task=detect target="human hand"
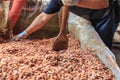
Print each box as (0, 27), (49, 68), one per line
(6, 29), (13, 39)
(61, 0), (79, 6)
(11, 31), (28, 41)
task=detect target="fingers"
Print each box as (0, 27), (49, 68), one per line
(8, 31), (14, 39)
(11, 35), (26, 41)
(11, 36), (19, 41)
(9, 34), (14, 39)
(10, 31), (28, 41)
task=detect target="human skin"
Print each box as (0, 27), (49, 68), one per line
(10, 0), (120, 79)
(79, 0), (109, 9)
(7, 0), (26, 38)
(24, 0), (109, 35)
(5, 0), (109, 39)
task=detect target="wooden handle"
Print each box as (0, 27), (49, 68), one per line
(59, 5), (69, 34)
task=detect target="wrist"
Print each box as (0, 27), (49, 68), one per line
(18, 31), (28, 38)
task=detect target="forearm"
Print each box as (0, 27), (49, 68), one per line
(25, 12), (54, 35)
(8, 0), (26, 30)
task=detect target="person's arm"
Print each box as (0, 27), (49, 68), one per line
(8, 0), (26, 38)
(11, 0), (62, 41)
(11, 12), (54, 41)
(25, 12), (54, 35)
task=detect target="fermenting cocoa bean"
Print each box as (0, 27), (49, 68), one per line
(0, 34), (114, 80)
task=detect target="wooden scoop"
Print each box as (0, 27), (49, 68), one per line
(53, 5), (69, 51)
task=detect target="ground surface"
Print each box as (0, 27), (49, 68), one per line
(0, 34), (115, 80)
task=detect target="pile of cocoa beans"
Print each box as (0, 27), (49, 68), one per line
(0, 34), (114, 80)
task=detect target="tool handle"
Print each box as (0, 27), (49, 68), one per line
(59, 5), (69, 34)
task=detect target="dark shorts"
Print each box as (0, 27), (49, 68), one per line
(44, 0), (63, 14)
(44, 0), (119, 49)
